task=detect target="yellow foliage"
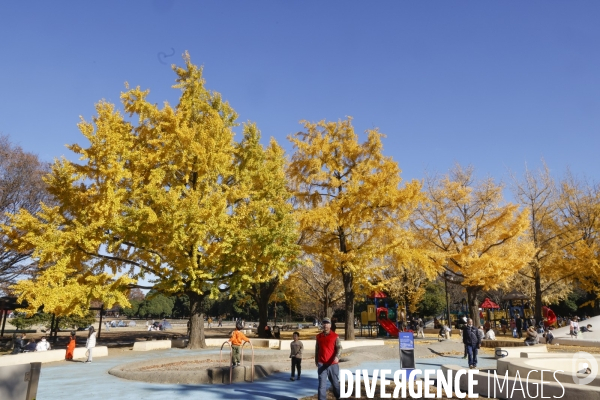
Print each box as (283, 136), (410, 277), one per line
(287, 118), (423, 338)
(411, 165), (535, 317)
(3, 54), (297, 329)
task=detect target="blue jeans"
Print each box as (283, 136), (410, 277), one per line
(466, 344), (478, 367)
(318, 363), (340, 400)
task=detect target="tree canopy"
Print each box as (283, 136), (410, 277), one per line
(411, 165), (535, 323)
(287, 118), (422, 339)
(4, 54), (298, 348)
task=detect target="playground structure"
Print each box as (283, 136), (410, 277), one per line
(360, 292), (400, 337)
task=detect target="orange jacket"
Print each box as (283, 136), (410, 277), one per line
(230, 330), (250, 346)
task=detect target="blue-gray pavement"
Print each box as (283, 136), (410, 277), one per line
(35, 347), (497, 400)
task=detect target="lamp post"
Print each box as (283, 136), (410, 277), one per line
(443, 272), (452, 329)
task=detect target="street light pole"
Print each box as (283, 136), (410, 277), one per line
(444, 272), (452, 329)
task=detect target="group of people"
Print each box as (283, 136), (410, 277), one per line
(226, 316), (340, 400)
(11, 327), (98, 363)
(11, 333), (51, 353)
(206, 316), (223, 328)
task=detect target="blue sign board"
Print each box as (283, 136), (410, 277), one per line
(399, 332), (414, 350)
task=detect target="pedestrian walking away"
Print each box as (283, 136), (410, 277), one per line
(290, 331), (303, 381)
(85, 326), (97, 363)
(315, 317), (341, 400)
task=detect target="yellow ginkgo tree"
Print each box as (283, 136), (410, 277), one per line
(411, 165), (535, 323)
(4, 54), (297, 348)
(287, 118), (422, 340)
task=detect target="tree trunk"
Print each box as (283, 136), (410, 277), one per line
(534, 267), (543, 325)
(187, 291), (206, 349)
(466, 286), (480, 326)
(257, 295), (270, 338)
(253, 279), (279, 338)
(342, 270), (355, 340)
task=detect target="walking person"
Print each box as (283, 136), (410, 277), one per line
(65, 331), (76, 361)
(290, 331), (303, 381)
(417, 318), (425, 338)
(315, 317), (341, 400)
(85, 326), (97, 363)
(462, 318), (482, 369)
(515, 315), (523, 339)
(571, 316), (579, 338)
(218, 317), (222, 327)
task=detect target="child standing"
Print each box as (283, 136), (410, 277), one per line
(290, 331), (303, 381)
(65, 331), (76, 361)
(228, 321), (250, 367)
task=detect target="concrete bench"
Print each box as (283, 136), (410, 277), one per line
(0, 346), (108, 366)
(132, 340), (172, 351)
(249, 339), (280, 349)
(494, 344), (547, 359)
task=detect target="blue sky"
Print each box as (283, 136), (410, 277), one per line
(1, 1), (599, 187)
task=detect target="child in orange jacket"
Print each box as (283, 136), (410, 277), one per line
(228, 321), (250, 366)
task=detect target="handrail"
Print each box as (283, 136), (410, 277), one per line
(220, 341), (233, 384)
(241, 341), (255, 382)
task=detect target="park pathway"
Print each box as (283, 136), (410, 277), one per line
(35, 343), (497, 399)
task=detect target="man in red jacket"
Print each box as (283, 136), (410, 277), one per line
(315, 317), (342, 400)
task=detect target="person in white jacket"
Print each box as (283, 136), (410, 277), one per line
(36, 336), (51, 351)
(85, 326), (97, 363)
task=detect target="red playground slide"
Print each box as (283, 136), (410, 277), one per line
(376, 307), (400, 337)
(542, 306), (557, 327)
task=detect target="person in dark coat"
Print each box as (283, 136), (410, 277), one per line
(516, 315), (523, 338)
(462, 318), (482, 369)
(12, 333), (25, 354)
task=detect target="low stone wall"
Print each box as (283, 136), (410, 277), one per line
(132, 340), (171, 351)
(108, 355), (285, 384)
(0, 346), (108, 366)
(494, 344), (546, 359)
(423, 328), (461, 335)
(482, 339), (526, 348)
(542, 336), (600, 347)
(497, 356), (600, 388)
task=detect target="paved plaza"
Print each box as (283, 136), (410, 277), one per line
(34, 338), (498, 400)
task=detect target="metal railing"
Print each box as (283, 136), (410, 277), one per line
(220, 341), (233, 384)
(220, 341), (255, 384)
(241, 341), (255, 382)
